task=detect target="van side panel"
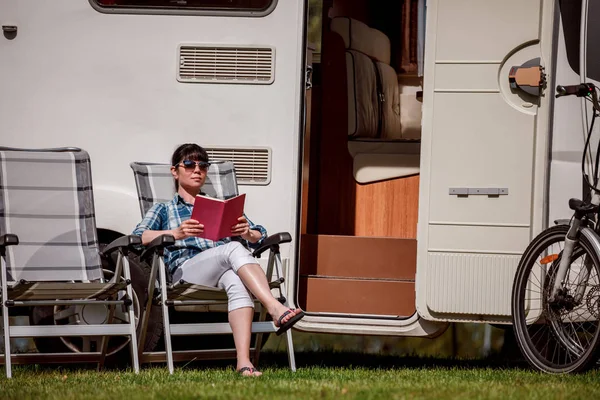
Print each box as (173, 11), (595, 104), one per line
(0, 0), (306, 254)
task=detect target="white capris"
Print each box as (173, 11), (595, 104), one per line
(171, 241), (257, 312)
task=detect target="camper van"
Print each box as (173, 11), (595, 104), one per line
(0, 0), (597, 354)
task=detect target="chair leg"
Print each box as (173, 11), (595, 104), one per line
(1, 260), (12, 378)
(273, 253), (297, 372)
(138, 253), (159, 363)
(2, 300), (11, 378)
(97, 302), (117, 371)
(285, 329), (297, 372)
(273, 253), (285, 303)
(251, 304), (269, 366)
(122, 256), (140, 374)
(250, 250), (277, 366)
(98, 253), (121, 372)
(157, 257), (174, 374)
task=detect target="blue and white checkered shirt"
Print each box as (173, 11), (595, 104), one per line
(133, 194), (267, 273)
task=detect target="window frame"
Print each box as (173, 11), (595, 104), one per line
(89, 0), (278, 17)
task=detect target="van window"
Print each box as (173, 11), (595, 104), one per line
(559, 0), (600, 81)
(93, 0), (274, 12)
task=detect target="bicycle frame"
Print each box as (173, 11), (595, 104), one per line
(550, 84), (600, 303)
(550, 222), (600, 302)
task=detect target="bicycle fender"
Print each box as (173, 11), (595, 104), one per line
(580, 226), (600, 256)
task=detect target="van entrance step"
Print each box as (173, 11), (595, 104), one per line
(299, 234), (416, 317)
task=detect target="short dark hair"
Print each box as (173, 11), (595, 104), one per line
(171, 143), (209, 190)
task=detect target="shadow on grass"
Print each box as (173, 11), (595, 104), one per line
(259, 350), (531, 371)
(10, 350), (532, 375)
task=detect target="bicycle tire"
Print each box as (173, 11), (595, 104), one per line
(512, 224), (600, 373)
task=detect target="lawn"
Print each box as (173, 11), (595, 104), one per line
(1, 352), (599, 399)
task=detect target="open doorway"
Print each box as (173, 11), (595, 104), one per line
(299, 0), (426, 318)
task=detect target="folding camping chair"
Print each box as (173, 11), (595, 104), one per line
(0, 147), (141, 378)
(130, 161), (297, 374)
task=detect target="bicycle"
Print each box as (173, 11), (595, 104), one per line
(512, 82), (600, 373)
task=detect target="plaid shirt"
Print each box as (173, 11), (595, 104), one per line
(133, 194), (267, 273)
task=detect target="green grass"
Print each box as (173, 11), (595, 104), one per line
(0, 352), (599, 400)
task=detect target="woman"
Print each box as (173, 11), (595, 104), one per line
(133, 143), (304, 377)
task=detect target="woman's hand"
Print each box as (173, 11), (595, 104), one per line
(172, 219), (204, 240)
(231, 216), (250, 237)
(231, 216), (260, 243)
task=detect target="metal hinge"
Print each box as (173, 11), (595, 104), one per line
(449, 188), (509, 197)
(305, 65), (313, 90)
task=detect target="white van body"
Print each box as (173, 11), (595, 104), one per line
(0, 0), (594, 338)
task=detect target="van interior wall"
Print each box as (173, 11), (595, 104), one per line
(316, 28), (419, 238)
(308, 0), (420, 239)
(297, 0), (419, 318)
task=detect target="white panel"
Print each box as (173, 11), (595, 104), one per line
(428, 225), (530, 254)
(429, 93), (535, 225)
(434, 64), (499, 91)
(426, 252), (520, 315)
(435, 0), (541, 61)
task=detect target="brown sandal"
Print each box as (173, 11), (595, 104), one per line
(275, 309), (305, 336)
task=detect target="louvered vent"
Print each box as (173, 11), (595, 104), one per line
(206, 147), (271, 185)
(178, 45), (275, 84)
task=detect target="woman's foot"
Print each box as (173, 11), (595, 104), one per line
(237, 364), (262, 377)
(270, 304), (302, 326)
(272, 307), (305, 336)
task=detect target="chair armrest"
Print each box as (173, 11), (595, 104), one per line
(101, 235), (142, 257)
(0, 234), (19, 247)
(252, 232), (292, 258)
(140, 234), (176, 263)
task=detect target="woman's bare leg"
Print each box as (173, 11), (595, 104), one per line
(237, 263), (302, 323)
(228, 306), (262, 376)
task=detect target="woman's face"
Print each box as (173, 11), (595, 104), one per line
(171, 158), (209, 193)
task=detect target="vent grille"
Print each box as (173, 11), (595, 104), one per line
(206, 147), (271, 185)
(178, 45), (275, 84)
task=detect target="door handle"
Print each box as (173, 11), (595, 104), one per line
(508, 57), (546, 97)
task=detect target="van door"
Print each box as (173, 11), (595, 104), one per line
(416, 0), (557, 322)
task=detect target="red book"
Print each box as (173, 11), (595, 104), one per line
(191, 194), (246, 241)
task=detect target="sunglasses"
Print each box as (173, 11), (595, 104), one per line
(176, 159), (211, 171)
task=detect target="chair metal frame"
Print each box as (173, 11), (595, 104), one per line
(0, 147), (141, 378)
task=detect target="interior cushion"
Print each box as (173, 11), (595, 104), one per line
(376, 63), (402, 139)
(331, 17), (391, 64)
(346, 50), (378, 138)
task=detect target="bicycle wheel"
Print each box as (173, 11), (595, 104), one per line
(512, 224), (600, 373)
